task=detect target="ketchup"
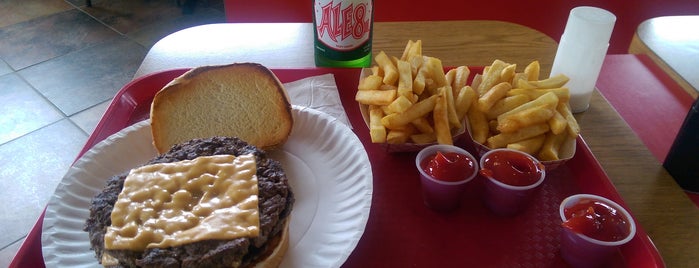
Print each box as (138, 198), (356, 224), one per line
(420, 151), (476, 182)
(562, 199), (631, 242)
(479, 150), (544, 186)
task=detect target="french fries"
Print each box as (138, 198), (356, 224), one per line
(355, 40), (470, 145)
(355, 89), (397, 106)
(507, 135), (546, 155)
(468, 104), (489, 144)
(355, 41), (581, 160)
(465, 59), (581, 161)
(374, 51), (398, 85)
(478, 82), (512, 112)
(486, 123), (550, 149)
(368, 105), (387, 143)
(381, 95), (438, 129)
(433, 89), (451, 144)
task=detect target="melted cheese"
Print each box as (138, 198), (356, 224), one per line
(104, 154), (259, 251)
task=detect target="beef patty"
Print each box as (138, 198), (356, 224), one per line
(84, 136), (294, 268)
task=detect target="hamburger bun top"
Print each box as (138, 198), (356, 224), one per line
(150, 63), (293, 154)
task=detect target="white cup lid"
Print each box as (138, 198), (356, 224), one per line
(561, 6), (616, 47)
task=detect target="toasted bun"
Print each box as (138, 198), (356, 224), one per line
(150, 63), (293, 154)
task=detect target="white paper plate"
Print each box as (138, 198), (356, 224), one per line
(42, 106), (373, 268)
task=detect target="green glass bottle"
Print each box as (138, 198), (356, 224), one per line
(313, 0), (373, 68)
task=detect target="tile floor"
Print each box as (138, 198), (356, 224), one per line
(0, 0), (225, 266)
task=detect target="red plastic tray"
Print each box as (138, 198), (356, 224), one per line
(11, 68), (664, 267)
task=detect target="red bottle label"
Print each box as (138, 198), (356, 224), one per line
(314, 0), (372, 51)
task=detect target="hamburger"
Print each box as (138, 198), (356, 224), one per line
(84, 137), (294, 267)
(84, 63), (295, 267)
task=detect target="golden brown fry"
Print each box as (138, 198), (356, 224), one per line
(477, 82), (512, 112)
(381, 94), (438, 129)
(355, 89), (397, 106)
(380, 104), (392, 115)
(511, 72), (527, 85)
(497, 92), (559, 122)
(433, 91), (453, 145)
(428, 57), (448, 88)
(386, 128), (414, 144)
(468, 104), (489, 144)
(425, 78), (436, 93)
(477, 59), (509, 95)
(411, 117), (434, 134)
(453, 66), (470, 92)
(497, 105), (555, 133)
(371, 66), (383, 76)
(548, 110), (568, 135)
(397, 60), (413, 98)
(369, 105), (387, 143)
(485, 94), (530, 120)
(524, 60), (540, 81)
(409, 55), (423, 76)
(391, 56), (400, 69)
(538, 131), (568, 161)
(471, 74), (483, 91)
(516, 78), (537, 89)
(445, 69), (456, 91)
(505, 88), (530, 97)
(440, 86), (462, 129)
(407, 40), (422, 60)
(387, 95), (413, 113)
(557, 102), (580, 137)
(413, 64), (429, 95)
(420, 56), (448, 95)
(500, 64), (517, 86)
(507, 134), (546, 155)
(358, 75), (384, 91)
(455, 86), (476, 121)
(527, 73), (570, 89)
(400, 40), (415, 61)
(506, 87), (570, 103)
(375, 51), (399, 85)
(379, 84), (398, 91)
(486, 123), (550, 149)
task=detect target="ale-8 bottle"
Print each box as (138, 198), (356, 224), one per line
(313, 0), (373, 67)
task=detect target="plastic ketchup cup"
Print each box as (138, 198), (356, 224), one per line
(416, 145), (478, 212)
(559, 194), (636, 268)
(479, 148), (546, 216)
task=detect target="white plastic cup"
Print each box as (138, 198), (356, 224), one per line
(550, 6), (616, 113)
